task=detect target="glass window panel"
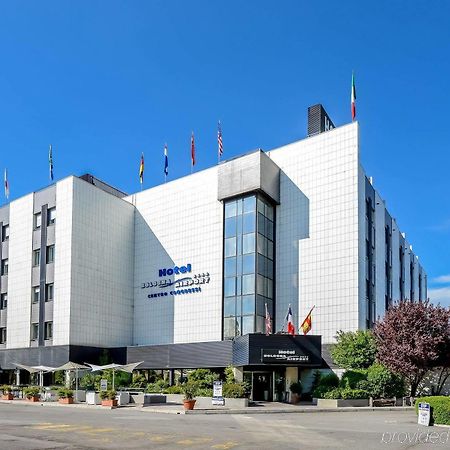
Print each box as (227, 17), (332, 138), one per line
(225, 201), (237, 218)
(236, 276), (242, 296)
(224, 278), (236, 297)
(242, 274), (255, 295)
(243, 196), (256, 213)
(242, 295), (255, 315)
(257, 213), (265, 235)
(237, 199), (243, 215)
(33, 250), (40, 267)
(267, 239), (274, 260)
(224, 298), (236, 317)
(256, 234), (263, 255)
(225, 237), (236, 257)
(267, 261), (274, 279)
(266, 218), (274, 241)
(242, 233), (255, 254)
(235, 296), (242, 315)
(224, 257), (236, 277)
(32, 287), (40, 303)
(242, 254), (255, 274)
(224, 318), (236, 339)
(236, 215), (242, 236)
(257, 254), (266, 276)
(225, 217), (236, 238)
(256, 296), (267, 316)
(256, 316), (265, 334)
(34, 212), (41, 229)
(257, 198), (265, 214)
(257, 274), (265, 296)
(242, 315), (254, 335)
(242, 213), (255, 234)
(266, 279), (273, 299)
(265, 204), (274, 221)
(236, 234), (242, 255)
(47, 208), (56, 225)
(236, 256), (242, 275)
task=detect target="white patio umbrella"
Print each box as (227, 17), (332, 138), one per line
(14, 363), (57, 391)
(53, 362), (90, 402)
(85, 362), (143, 390)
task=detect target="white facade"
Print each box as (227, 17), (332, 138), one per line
(0, 121), (428, 354)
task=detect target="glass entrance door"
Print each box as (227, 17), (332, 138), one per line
(251, 372), (273, 401)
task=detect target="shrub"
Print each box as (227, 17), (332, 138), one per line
(331, 330), (377, 369)
(366, 363), (405, 398)
(80, 373), (99, 391)
(99, 390), (116, 400)
(131, 374), (148, 388)
(0, 384), (12, 394)
(54, 371), (65, 386)
(312, 385), (332, 399)
(222, 383), (247, 399)
(57, 388), (73, 399)
(187, 369), (219, 390)
(196, 388), (213, 397)
(289, 381), (302, 395)
(340, 388), (369, 399)
(163, 385), (184, 394)
(24, 387), (40, 398)
(340, 370), (368, 389)
(323, 388), (342, 399)
(181, 381), (198, 400)
(318, 372), (339, 388)
(224, 366), (235, 384)
(415, 397), (450, 425)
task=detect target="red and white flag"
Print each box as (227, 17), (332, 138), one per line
(351, 72), (356, 121)
(285, 305), (295, 335)
(265, 303), (272, 336)
(217, 121), (223, 158)
(191, 132), (196, 167)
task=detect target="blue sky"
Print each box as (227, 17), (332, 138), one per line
(0, 1), (449, 306)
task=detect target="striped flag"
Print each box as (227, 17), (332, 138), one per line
(265, 303), (272, 336)
(4, 169), (9, 200)
(351, 72), (356, 121)
(217, 121), (223, 158)
(191, 132), (196, 167)
(139, 153), (144, 185)
(285, 305), (295, 335)
(49, 144), (54, 181)
(164, 144), (169, 177)
(300, 305), (315, 335)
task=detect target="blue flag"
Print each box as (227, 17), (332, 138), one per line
(164, 144), (168, 176)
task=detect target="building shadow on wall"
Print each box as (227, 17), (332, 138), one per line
(275, 171), (310, 331)
(134, 210), (175, 349)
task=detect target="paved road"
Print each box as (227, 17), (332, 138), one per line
(0, 404), (448, 449)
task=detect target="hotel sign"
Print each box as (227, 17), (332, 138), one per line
(261, 349), (310, 364)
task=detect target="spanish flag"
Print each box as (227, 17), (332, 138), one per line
(139, 153), (144, 185)
(300, 306), (315, 335)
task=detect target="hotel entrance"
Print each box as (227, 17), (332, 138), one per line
(244, 369), (287, 402)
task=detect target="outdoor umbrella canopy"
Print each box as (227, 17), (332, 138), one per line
(14, 363), (57, 389)
(85, 362), (143, 390)
(53, 362), (91, 402)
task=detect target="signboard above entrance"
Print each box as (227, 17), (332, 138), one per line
(261, 348), (310, 364)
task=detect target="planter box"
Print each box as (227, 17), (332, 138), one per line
(58, 397), (74, 404)
(26, 396), (40, 402)
(2, 394), (13, 400)
(101, 399), (118, 408)
(165, 394), (249, 409)
(117, 392), (130, 406)
(73, 390), (86, 402)
(86, 391), (101, 405)
(144, 394), (166, 404)
(317, 398), (369, 408)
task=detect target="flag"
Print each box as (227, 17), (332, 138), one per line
(191, 132), (196, 167)
(285, 305), (295, 335)
(351, 72), (356, 121)
(300, 306), (315, 335)
(218, 121), (223, 157)
(48, 144), (54, 181)
(164, 144), (169, 177)
(4, 169), (9, 200)
(265, 303), (272, 336)
(139, 153), (144, 184)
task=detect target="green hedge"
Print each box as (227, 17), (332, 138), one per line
(323, 388), (369, 400)
(340, 370), (368, 389)
(415, 397), (450, 425)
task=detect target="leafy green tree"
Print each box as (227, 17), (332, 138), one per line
(331, 330), (377, 369)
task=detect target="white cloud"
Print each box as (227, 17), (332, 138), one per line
(432, 274), (450, 283)
(428, 286), (450, 308)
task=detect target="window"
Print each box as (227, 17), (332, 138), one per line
(34, 212), (42, 229)
(44, 321), (53, 340)
(46, 245), (55, 264)
(0, 327), (6, 344)
(33, 249), (40, 267)
(45, 283), (54, 302)
(0, 293), (7, 310)
(0, 259), (8, 276)
(47, 207), (56, 226)
(32, 286), (40, 303)
(31, 323), (39, 340)
(1, 224), (9, 242)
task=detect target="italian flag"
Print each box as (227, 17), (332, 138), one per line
(351, 72), (356, 121)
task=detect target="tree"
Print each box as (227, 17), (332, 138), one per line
(331, 330), (377, 369)
(374, 300), (450, 397)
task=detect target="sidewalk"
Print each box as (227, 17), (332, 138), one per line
(0, 398), (414, 415)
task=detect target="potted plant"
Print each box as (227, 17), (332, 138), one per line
(1, 385), (13, 400)
(24, 386), (41, 402)
(181, 381), (198, 410)
(57, 387), (74, 404)
(289, 381), (302, 404)
(99, 390), (118, 408)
